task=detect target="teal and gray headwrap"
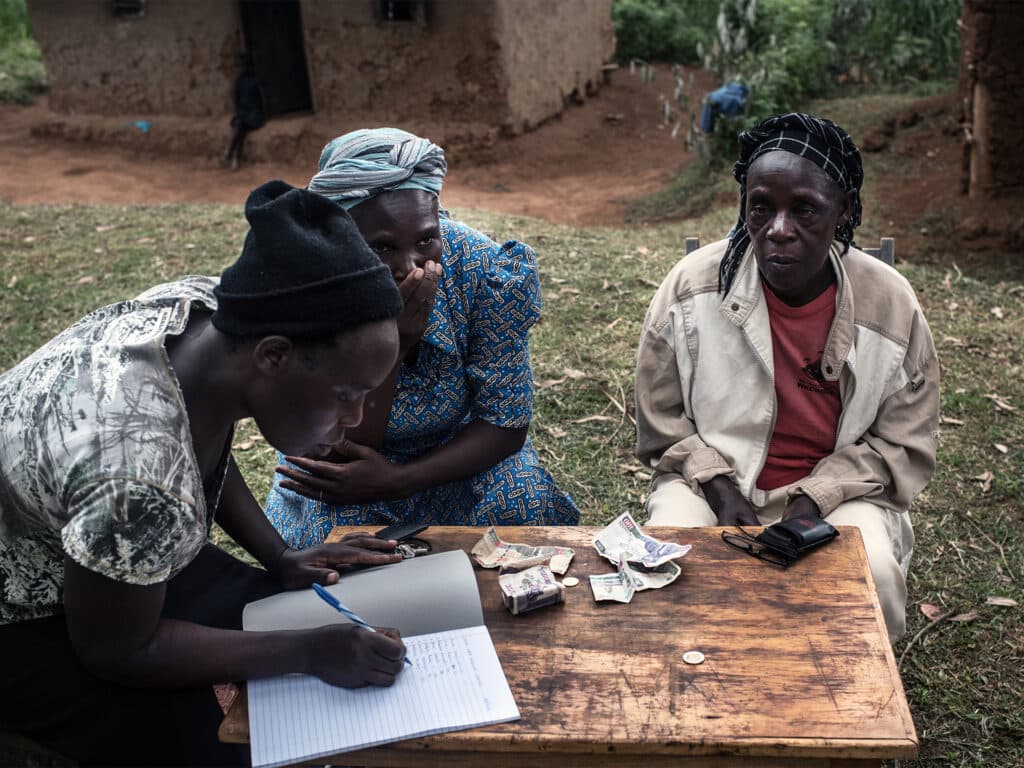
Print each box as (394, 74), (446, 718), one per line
(308, 128), (447, 210)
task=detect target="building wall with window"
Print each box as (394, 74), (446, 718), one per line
(27, 0), (614, 138)
(27, 0), (236, 117)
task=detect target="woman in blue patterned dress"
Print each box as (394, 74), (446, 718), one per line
(265, 128), (579, 547)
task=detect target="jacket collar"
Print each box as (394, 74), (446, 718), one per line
(718, 242), (855, 381)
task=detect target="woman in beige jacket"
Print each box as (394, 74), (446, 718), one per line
(634, 113), (939, 642)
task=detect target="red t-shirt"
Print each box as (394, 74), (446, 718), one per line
(756, 282), (842, 491)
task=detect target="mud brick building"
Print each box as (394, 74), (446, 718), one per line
(25, 0), (615, 159)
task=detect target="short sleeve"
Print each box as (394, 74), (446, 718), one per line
(61, 479), (206, 586)
(466, 238), (542, 428)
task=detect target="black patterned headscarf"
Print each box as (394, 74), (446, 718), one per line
(718, 113), (864, 295)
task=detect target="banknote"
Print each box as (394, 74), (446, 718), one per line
(471, 526), (575, 575)
(589, 558), (636, 603)
(620, 558), (681, 591)
(593, 512), (692, 568)
(499, 564), (565, 615)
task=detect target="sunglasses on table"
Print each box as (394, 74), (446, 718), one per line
(721, 515), (840, 567)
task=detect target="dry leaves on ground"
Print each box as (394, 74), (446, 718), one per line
(972, 470), (994, 492)
(985, 596), (1019, 607)
(984, 393), (1017, 413)
(573, 415), (617, 424)
(948, 610), (979, 623)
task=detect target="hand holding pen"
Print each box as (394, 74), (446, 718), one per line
(313, 583), (413, 667)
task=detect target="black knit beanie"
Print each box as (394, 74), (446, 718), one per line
(212, 180), (403, 336)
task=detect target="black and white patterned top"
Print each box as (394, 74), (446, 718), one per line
(0, 277), (224, 625)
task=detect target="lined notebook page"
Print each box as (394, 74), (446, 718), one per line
(248, 625), (520, 768)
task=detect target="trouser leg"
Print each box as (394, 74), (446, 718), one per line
(643, 473), (717, 526)
(824, 501), (913, 643)
(225, 123), (246, 166)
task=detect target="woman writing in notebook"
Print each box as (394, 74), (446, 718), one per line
(0, 181), (410, 766)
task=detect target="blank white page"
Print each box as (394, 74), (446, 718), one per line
(248, 625), (520, 768)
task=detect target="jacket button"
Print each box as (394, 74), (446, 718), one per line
(825, 365), (833, 374)
(731, 303), (739, 311)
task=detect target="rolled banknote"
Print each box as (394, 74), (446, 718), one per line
(471, 526), (575, 575)
(499, 564), (565, 615)
(593, 512), (691, 568)
(589, 558), (636, 603)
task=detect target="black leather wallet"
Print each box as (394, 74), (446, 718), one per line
(374, 521), (428, 541)
(755, 515), (839, 564)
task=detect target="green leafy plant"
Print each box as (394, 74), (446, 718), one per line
(615, 0), (962, 165)
(612, 0), (720, 64)
(0, 0), (44, 104)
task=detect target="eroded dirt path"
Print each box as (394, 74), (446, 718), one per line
(0, 66), (717, 227)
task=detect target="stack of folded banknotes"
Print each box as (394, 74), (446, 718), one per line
(497, 563), (565, 615)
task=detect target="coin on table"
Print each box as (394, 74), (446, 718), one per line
(682, 650), (705, 665)
(561, 576), (580, 587)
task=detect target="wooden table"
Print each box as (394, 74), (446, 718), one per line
(220, 525), (917, 767)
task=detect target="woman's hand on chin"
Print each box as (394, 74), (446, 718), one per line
(396, 260), (442, 342)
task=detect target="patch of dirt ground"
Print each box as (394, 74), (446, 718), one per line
(0, 65), (717, 228)
(2, 69), (1021, 267)
(855, 91), (1024, 269)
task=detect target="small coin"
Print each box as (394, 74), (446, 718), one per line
(561, 576), (580, 587)
(682, 650), (705, 665)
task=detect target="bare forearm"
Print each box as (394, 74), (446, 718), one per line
(86, 618), (313, 688)
(399, 421), (527, 497)
(699, 474), (758, 525)
(699, 475), (739, 515)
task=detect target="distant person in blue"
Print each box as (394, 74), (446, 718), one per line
(223, 53), (266, 170)
(264, 128), (579, 546)
(700, 81), (749, 133)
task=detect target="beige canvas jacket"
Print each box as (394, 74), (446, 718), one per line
(635, 239), (939, 515)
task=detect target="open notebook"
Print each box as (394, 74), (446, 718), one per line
(243, 549), (519, 768)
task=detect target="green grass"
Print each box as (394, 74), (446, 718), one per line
(3, 78), (1024, 765)
(3, 192), (1022, 766)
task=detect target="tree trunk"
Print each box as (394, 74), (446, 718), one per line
(960, 0), (1024, 198)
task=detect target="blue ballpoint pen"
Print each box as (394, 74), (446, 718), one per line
(312, 583), (413, 666)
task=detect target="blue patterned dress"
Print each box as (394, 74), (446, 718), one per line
(265, 218), (579, 548)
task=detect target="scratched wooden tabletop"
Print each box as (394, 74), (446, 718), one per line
(220, 525), (917, 767)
